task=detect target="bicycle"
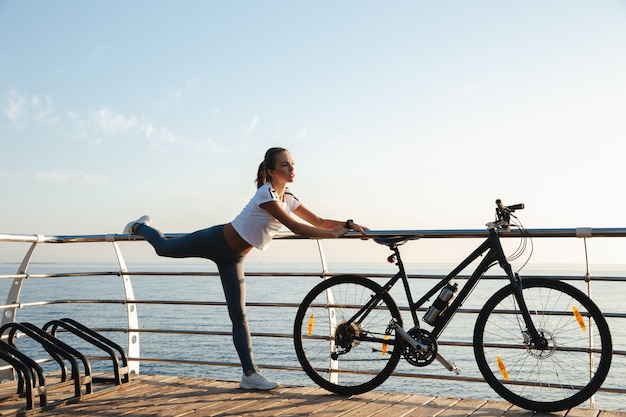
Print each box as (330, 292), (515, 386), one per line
(293, 200), (612, 412)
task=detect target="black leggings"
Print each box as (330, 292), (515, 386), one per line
(135, 223), (255, 372)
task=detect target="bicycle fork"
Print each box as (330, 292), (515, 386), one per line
(497, 246), (549, 350)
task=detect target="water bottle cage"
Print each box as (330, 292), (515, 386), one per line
(431, 297), (449, 311)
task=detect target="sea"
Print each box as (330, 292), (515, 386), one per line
(0, 260), (624, 411)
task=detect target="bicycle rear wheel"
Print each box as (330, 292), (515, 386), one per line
(293, 275), (402, 395)
(473, 277), (612, 412)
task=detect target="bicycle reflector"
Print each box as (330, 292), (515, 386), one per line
(307, 314), (315, 336)
(572, 306), (587, 331)
(496, 356), (510, 381)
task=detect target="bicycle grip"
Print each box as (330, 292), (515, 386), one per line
(495, 200), (524, 212)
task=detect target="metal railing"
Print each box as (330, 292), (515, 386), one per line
(1, 228), (625, 410)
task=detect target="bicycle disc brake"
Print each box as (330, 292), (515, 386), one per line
(402, 328), (437, 366)
(523, 329), (557, 359)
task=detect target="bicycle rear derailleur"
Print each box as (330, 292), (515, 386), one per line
(331, 320), (363, 359)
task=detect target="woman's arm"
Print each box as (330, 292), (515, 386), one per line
(294, 204), (368, 237)
(260, 201), (368, 238)
(260, 201), (346, 238)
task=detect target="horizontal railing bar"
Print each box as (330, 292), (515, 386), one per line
(5, 299), (626, 321)
(122, 356), (626, 396)
(43, 325), (626, 360)
(347, 228), (626, 239)
(4, 227), (626, 244)
(3, 271), (626, 282)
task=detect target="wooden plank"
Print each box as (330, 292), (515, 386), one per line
(326, 391), (391, 417)
(347, 392), (413, 416)
(242, 386), (337, 417)
(565, 408), (601, 417)
(1, 375), (625, 417)
(437, 398), (488, 416)
(466, 399), (513, 417)
(168, 381), (241, 417)
(173, 383), (267, 417)
(403, 396), (460, 416)
(499, 405), (565, 417)
(303, 391), (387, 417)
(368, 393), (436, 417)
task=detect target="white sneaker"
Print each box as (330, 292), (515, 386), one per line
(122, 215), (153, 234)
(239, 371), (279, 390)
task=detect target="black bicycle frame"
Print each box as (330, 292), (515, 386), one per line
(352, 227), (543, 348)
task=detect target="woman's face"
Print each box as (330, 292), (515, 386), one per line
(268, 151), (296, 184)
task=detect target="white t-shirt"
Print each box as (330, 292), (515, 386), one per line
(231, 182), (301, 250)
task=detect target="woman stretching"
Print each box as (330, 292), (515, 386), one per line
(123, 147), (368, 390)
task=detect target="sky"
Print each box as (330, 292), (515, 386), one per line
(1, 1), (626, 267)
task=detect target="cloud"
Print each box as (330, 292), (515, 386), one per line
(168, 78), (197, 106)
(4, 89), (26, 123)
(464, 84), (479, 94)
(194, 137), (229, 154)
(3, 89), (59, 127)
(243, 113), (259, 136)
(34, 168), (108, 184)
(4, 90), (222, 152)
(35, 168), (77, 183)
(80, 173), (108, 184)
(33, 95), (56, 123)
(143, 121), (185, 144)
(90, 108), (139, 135)
(89, 107), (186, 145)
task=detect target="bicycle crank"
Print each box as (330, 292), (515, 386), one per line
(395, 324), (461, 374)
(401, 327), (437, 366)
(436, 353), (461, 375)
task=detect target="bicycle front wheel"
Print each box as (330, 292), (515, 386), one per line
(473, 277), (612, 412)
(293, 275), (402, 395)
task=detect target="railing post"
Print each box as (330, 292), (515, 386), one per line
(315, 239), (329, 278)
(108, 236), (140, 375)
(0, 236), (41, 381)
(315, 240), (339, 383)
(581, 235), (596, 410)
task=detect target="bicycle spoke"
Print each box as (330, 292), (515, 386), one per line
(474, 278), (612, 412)
(294, 275), (402, 395)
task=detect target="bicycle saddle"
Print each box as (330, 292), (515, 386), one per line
(373, 236), (418, 247)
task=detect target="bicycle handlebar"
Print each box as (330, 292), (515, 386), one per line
(493, 199), (525, 230)
(496, 199), (524, 213)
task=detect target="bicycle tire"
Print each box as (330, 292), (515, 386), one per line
(294, 274), (403, 395)
(473, 277), (612, 412)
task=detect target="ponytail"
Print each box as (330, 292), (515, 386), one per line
(255, 147), (288, 188)
(256, 162), (267, 188)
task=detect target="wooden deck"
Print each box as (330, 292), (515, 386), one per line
(1, 374), (625, 417)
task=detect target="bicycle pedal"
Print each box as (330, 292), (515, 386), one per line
(436, 353), (461, 375)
